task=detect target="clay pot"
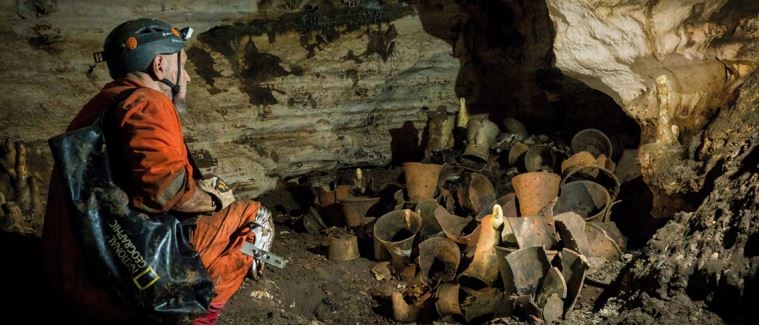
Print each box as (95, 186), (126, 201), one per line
(571, 128), (612, 158)
(315, 186), (337, 207)
(435, 283), (463, 317)
(328, 234), (360, 261)
(340, 196), (380, 227)
(414, 199), (444, 239)
(560, 151), (597, 175)
(524, 144), (557, 172)
(418, 237), (460, 287)
(335, 185), (351, 201)
(562, 165), (621, 200)
(458, 205), (505, 289)
(373, 209), (423, 272)
(554, 180), (612, 223)
(511, 172), (561, 216)
(425, 106), (455, 155)
(462, 118), (500, 162)
(403, 162), (442, 202)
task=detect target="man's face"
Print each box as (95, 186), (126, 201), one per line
(163, 49), (190, 114)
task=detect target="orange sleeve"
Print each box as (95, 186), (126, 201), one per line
(114, 88), (197, 213)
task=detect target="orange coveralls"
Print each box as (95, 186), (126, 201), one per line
(43, 79), (262, 321)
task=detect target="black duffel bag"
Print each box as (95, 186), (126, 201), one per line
(47, 89), (214, 324)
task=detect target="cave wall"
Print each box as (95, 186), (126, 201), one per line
(2, 1), (756, 224)
(0, 0), (459, 199)
(546, 0), (759, 216)
(544, 0), (759, 321)
(0, 0), (640, 206)
(615, 67), (759, 323)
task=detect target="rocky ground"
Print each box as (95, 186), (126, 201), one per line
(213, 170), (725, 325)
(0, 221), (725, 325)
(0, 142), (737, 325)
(217, 220), (723, 325)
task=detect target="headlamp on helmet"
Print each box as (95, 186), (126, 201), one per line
(93, 18), (193, 79)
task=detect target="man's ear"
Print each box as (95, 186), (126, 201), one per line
(149, 55), (166, 80)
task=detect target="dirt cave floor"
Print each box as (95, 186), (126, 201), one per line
(215, 172), (727, 325)
(217, 220), (721, 325)
(0, 215), (724, 325)
(217, 219), (609, 325)
(0, 172), (728, 325)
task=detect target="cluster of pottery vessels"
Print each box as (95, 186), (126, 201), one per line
(314, 110), (626, 323)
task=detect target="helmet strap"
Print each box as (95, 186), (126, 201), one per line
(158, 53), (181, 100)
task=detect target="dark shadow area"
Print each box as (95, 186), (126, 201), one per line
(352, 222), (378, 260)
(709, 268), (759, 324)
(610, 176), (662, 249)
(389, 121), (424, 166)
(370, 293), (394, 318)
(0, 231), (87, 324)
(306, 244), (328, 257)
(593, 258), (636, 311)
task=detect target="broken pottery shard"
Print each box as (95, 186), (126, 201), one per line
(435, 282), (463, 317)
(391, 290), (420, 322)
(595, 220), (627, 251)
(392, 283), (434, 322)
(500, 217), (518, 247)
(418, 237), (460, 287)
(554, 211), (590, 256)
(393, 189), (405, 211)
(542, 294), (564, 324)
(560, 248), (589, 317)
(508, 142), (530, 166)
(561, 151), (597, 175)
(434, 205), (479, 245)
(513, 294), (542, 322)
(507, 215), (558, 249)
(466, 172), (496, 217)
(460, 287), (508, 322)
(536, 267), (567, 308)
(506, 246), (552, 297)
(303, 206), (327, 234)
(494, 196), (519, 247)
(493, 245), (517, 297)
(415, 199), (444, 239)
(371, 261), (392, 281)
(585, 222), (623, 261)
(458, 209), (503, 289)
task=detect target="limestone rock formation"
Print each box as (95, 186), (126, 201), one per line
(546, 0), (759, 216)
(0, 0), (459, 199)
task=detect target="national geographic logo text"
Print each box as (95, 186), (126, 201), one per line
(107, 219), (160, 290)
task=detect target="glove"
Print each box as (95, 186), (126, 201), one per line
(198, 176), (235, 211)
(249, 206), (274, 280)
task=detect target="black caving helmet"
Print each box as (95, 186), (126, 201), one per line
(94, 18), (193, 96)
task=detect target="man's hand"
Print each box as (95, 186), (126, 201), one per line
(198, 176), (235, 211)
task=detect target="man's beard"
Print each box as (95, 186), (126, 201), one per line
(174, 97), (188, 118)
